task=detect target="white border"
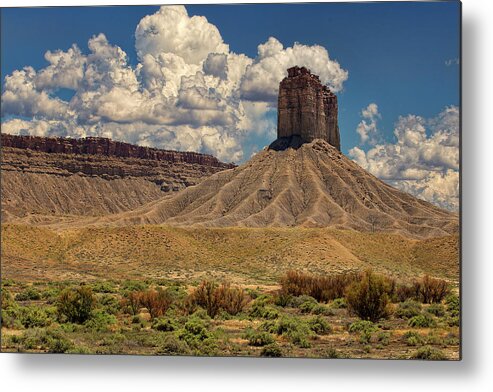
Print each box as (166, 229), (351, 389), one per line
(2, 0), (492, 391)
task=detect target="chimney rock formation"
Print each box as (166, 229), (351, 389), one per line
(274, 66), (340, 151)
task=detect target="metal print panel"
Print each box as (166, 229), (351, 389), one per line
(0, 1), (461, 360)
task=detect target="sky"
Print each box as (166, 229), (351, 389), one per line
(0, 2), (460, 210)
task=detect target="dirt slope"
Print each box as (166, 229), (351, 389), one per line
(92, 140), (458, 238)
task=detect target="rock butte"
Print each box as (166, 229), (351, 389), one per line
(273, 66), (340, 151)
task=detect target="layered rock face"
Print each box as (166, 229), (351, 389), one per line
(1, 134), (235, 221)
(1, 133), (234, 169)
(276, 66), (340, 150)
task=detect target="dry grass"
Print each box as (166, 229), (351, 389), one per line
(1, 224), (460, 285)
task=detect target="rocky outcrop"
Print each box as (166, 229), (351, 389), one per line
(276, 66), (340, 150)
(1, 133), (235, 169)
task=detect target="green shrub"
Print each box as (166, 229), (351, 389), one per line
(288, 295), (316, 309)
(1, 278), (14, 287)
(447, 316), (460, 327)
(259, 320), (278, 334)
(311, 304), (335, 316)
(58, 322), (81, 333)
(425, 331), (445, 345)
(350, 324), (379, 344)
(243, 328), (275, 347)
(121, 280), (148, 292)
(249, 298), (279, 320)
(164, 284), (187, 301)
(274, 315), (313, 348)
(359, 329), (374, 344)
(345, 270), (392, 322)
(190, 308), (212, 321)
(443, 333), (460, 346)
(348, 320), (378, 334)
(1, 288), (14, 305)
(408, 313), (436, 328)
(41, 288), (61, 303)
(1, 307), (23, 329)
(377, 331), (391, 346)
(13, 328), (74, 353)
(395, 300), (422, 319)
(176, 315), (217, 355)
(99, 294), (120, 315)
(91, 281), (116, 293)
(83, 311), (117, 332)
(57, 286), (96, 323)
(46, 335), (75, 353)
(426, 303), (445, 317)
(403, 331), (424, 346)
(288, 330), (311, 348)
(298, 297), (318, 314)
(19, 306), (51, 328)
(178, 317), (210, 342)
(273, 290), (292, 307)
(245, 288), (261, 300)
(261, 343), (282, 357)
(330, 298), (347, 309)
(152, 317), (179, 332)
(445, 294), (460, 317)
(260, 316), (313, 347)
(100, 333), (126, 347)
(1, 289), (22, 328)
(307, 316), (332, 335)
(158, 334), (191, 355)
(411, 345), (446, 360)
(15, 287), (41, 301)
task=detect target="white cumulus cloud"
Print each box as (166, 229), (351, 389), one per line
(240, 37), (348, 102)
(356, 102), (380, 144)
(1, 67), (71, 119)
(35, 44), (86, 90)
(349, 106), (460, 211)
(1, 5), (348, 163)
(135, 5), (229, 65)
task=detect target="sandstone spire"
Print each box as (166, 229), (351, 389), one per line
(275, 66), (340, 150)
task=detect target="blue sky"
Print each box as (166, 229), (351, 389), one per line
(0, 3), (460, 209)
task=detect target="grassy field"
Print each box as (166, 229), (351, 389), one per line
(1, 224), (459, 284)
(1, 275), (460, 359)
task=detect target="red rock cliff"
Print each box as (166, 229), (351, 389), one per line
(0, 133), (235, 169)
(277, 66), (340, 150)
